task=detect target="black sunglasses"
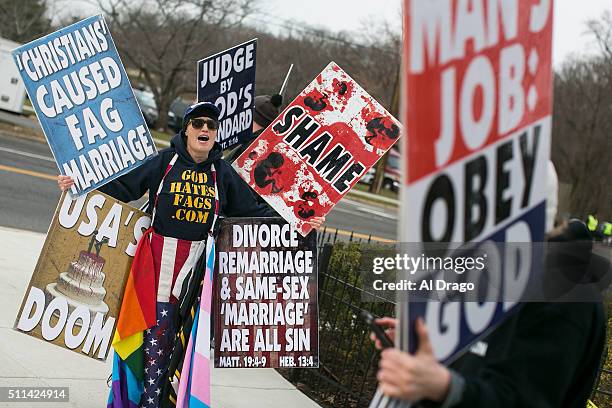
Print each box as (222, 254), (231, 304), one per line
(190, 117), (218, 130)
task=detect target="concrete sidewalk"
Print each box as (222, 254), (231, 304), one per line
(0, 226), (320, 408)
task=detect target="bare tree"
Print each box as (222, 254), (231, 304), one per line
(552, 52), (612, 218)
(236, 17), (401, 193)
(0, 0), (52, 43)
(355, 20), (401, 194)
(96, 0), (260, 130)
(587, 11), (612, 62)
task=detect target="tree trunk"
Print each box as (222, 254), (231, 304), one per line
(369, 153), (388, 193)
(369, 65), (400, 194)
(156, 94), (171, 132)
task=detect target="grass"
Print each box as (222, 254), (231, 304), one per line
(0, 121), (44, 141)
(352, 182), (399, 200)
(150, 128), (173, 143)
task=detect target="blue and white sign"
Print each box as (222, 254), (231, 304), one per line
(197, 39), (256, 150)
(12, 15), (157, 196)
(406, 205), (546, 364)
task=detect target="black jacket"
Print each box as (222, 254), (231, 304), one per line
(225, 129), (263, 164)
(443, 301), (606, 408)
(423, 224), (608, 408)
(100, 133), (274, 241)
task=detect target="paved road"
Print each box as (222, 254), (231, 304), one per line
(0, 131), (397, 240)
(0, 132), (61, 233)
(0, 109), (39, 130)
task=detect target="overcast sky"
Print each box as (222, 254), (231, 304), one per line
(257, 0), (612, 66)
(63, 0), (611, 66)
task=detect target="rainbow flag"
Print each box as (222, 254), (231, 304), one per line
(174, 237), (215, 408)
(108, 228), (157, 408)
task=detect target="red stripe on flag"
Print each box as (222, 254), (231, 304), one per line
(116, 228), (157, 339)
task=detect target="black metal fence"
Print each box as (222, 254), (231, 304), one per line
(595, 368), (612, 397)
(316, 226), (375, 246)
(277, 232), (395, 407)
(592, 343), (612, 407)
(279, 231), (612, 408)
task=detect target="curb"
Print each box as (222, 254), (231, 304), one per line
(0, 116), (171, 149)
(155, 137), (170, 147)
(346, 188), (399, 207)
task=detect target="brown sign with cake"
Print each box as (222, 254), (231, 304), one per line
(14, 191), (151, 360)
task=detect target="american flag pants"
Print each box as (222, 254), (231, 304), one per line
(140, 231), (206, 408)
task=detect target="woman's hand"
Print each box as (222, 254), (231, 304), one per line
(307, 216), (326, 230)
(57, 175), (75, 192)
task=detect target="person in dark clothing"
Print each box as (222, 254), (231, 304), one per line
(371, 220), (609, 408)
(60, 102), (273, 408)
(226, 93), (283, 163)
(59, 101), (324, 408)
(59, 102), (275, 239)
(443, 300), (606, 408)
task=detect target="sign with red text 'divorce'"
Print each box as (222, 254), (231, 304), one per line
(233, 62), (401, 236)
(14, 191), (151, 360)
(214, 218), (318, 368)
(400, 0), (553, 363)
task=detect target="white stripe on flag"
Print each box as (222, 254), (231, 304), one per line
(158, 238), (177, 302)
(171, 240), (206, 299)
(194, 310), (211, 359)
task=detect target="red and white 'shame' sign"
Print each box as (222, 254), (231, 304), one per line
(234, 62), (401, 236)
(401, 0), (553, 244)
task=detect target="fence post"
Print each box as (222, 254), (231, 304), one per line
(318, 243), (334, 296)
(592, 345), (609, 400)
(290, 242), (333, 384)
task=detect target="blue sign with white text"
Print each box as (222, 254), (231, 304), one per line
(12, 15), (157, 196)
(407, 203), (546, 364)
(197, 39), (257, 150)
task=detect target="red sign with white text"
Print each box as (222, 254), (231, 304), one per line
(401, 0), (553, 243)
(395, 0), (553, 368)
(233, 62), (401, 236)
(371, 4), (554, 405)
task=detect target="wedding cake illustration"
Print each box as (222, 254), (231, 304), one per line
(46, 233), (110, 324)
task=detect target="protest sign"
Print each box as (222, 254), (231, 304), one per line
(197, 39), (257, 150)
(12, 15), (157, 196)
(233, 62), (401, 236)
(401, 0), (553, 363)
(14, 191), (151, 360)
(214, 218), (318, 368)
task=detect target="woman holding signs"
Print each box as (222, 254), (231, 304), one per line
(59, 101), (324, 408)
